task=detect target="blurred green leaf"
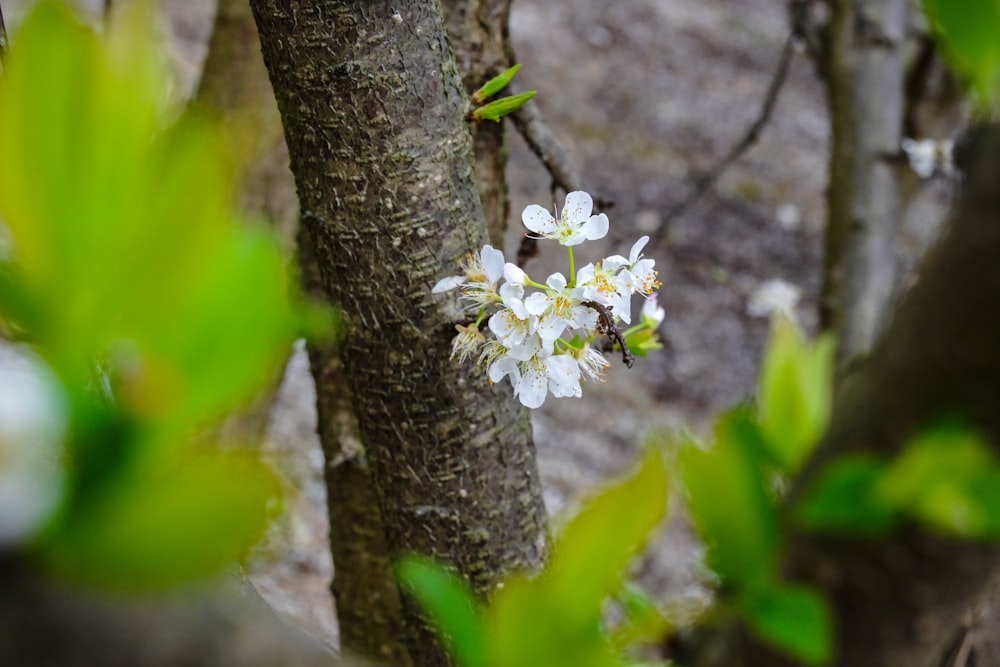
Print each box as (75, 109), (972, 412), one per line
(0, 1), (312, 427)
(922, 0), (1000, 103)
(682, 409), (779, 587)
(472, 92), (537, 122)
(737, 584), (832, 666)
(878, 424), (997, 536)
(489, 448), (669, 667)
(397, 557), (488, 667)
(42, 450), (280, 589)
(609, 582), (671, 652)
(757, 317), (834, 474)
(472, 63), (522, 104)
(624, 329), (662, 358)
(795, 456), (897, 535)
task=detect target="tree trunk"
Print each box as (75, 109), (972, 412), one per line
(694, 124), (1000, 666)
(441, 0), (512, 247)
(248, 3), (549, 665)
(299, 224), (414, 667)
(197, 2), (415, 662)
(820, 0), (906, 362)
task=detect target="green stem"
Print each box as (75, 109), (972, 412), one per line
(567, 247), (576, 287)
(622, 323), (646, 338)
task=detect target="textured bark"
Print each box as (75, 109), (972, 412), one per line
(820, 0), (907, 362)
(692, 125), (1000, 667)
(441, 0), (512, 246)
(198, 3), (415, 661)
(299, 225), (414, 667)
(249, 3), (549, 666)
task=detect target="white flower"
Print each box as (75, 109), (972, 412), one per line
(432, 244), (506, 307)
(488, 348), (582, 408)
(523, 272), (598, 343)
(450, 323), (485, 363)
(607, 236), (660, 296)
(901, 137), (954, 179)
(503, 262), (528, 286)
(0, 348), (66, 545)
(488, 283), (535, 348)
(641, 293), (665, 328)
(521, 191), (609, 246)
(573, 345), (609, 381)
(748, 278), (801, 319)
(576, 262), (633, 324)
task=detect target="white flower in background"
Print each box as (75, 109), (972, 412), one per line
(432, 244), (506, 307)
(748, 278), (801, 319)
(641, 293), (665, 328)
(521, 190), (609, 246)
(0, 347), (66, 545)
(901, 137), (954, 179)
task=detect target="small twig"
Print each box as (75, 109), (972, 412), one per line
(654, 28), (798, 239)
(584, 300), (634, 368)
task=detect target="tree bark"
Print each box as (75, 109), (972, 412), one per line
(820, 0), (907, 362)
(249, 3), (549, 665)
(693, 124), (1000, 667)
(198, 2), (415, 662)
(441, 0), (512, 247)
(299, 224), (414, 667)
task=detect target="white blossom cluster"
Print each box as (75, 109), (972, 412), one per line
(433, 191), (664, 409)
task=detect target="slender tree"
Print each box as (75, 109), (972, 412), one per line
(820, 0), (907, 363)
(248, 3), (549, 665)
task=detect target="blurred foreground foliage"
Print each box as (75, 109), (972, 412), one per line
(0, 1), (327, 589)
(402, 313), (1000, 666)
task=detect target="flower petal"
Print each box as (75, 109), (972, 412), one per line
(580, 213), (609, 241)
(561, 191), (594, 225)
(503, 262), (527, 286)
(545, 272), (567, 290)
(432, 275), (465, 293)
(522, 204), (557, 234)
(629, 236), (649, 264)
(518, 365), (548, 408)
(546, 354), (582, 398)
(480, 245), (505, 284)
(524, 292), (551, 317)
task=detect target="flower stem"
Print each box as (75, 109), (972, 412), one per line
(567, 247), (576, 286)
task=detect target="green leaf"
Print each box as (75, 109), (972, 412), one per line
(878, 424), (997, 536)
(757, 317), (834, 474)
(397, 558), (488, 667)
(549, 448), (669, 613)
(795, 456), (897, 535)
(41, 451), (281, 589)
(472, 91), (537, 122)
(609, 582), (672, 651)
(624, 329), (662, 358)
(682, 409), (779, 587)
(737, 584), (832, 666)
(489, 448), (669, 667)
(472, 63), (522, 104)
(922, 0), (1000, 103)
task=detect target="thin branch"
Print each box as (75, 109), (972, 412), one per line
(584, 300), (634, 368)
(654, 29), (798, 239)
